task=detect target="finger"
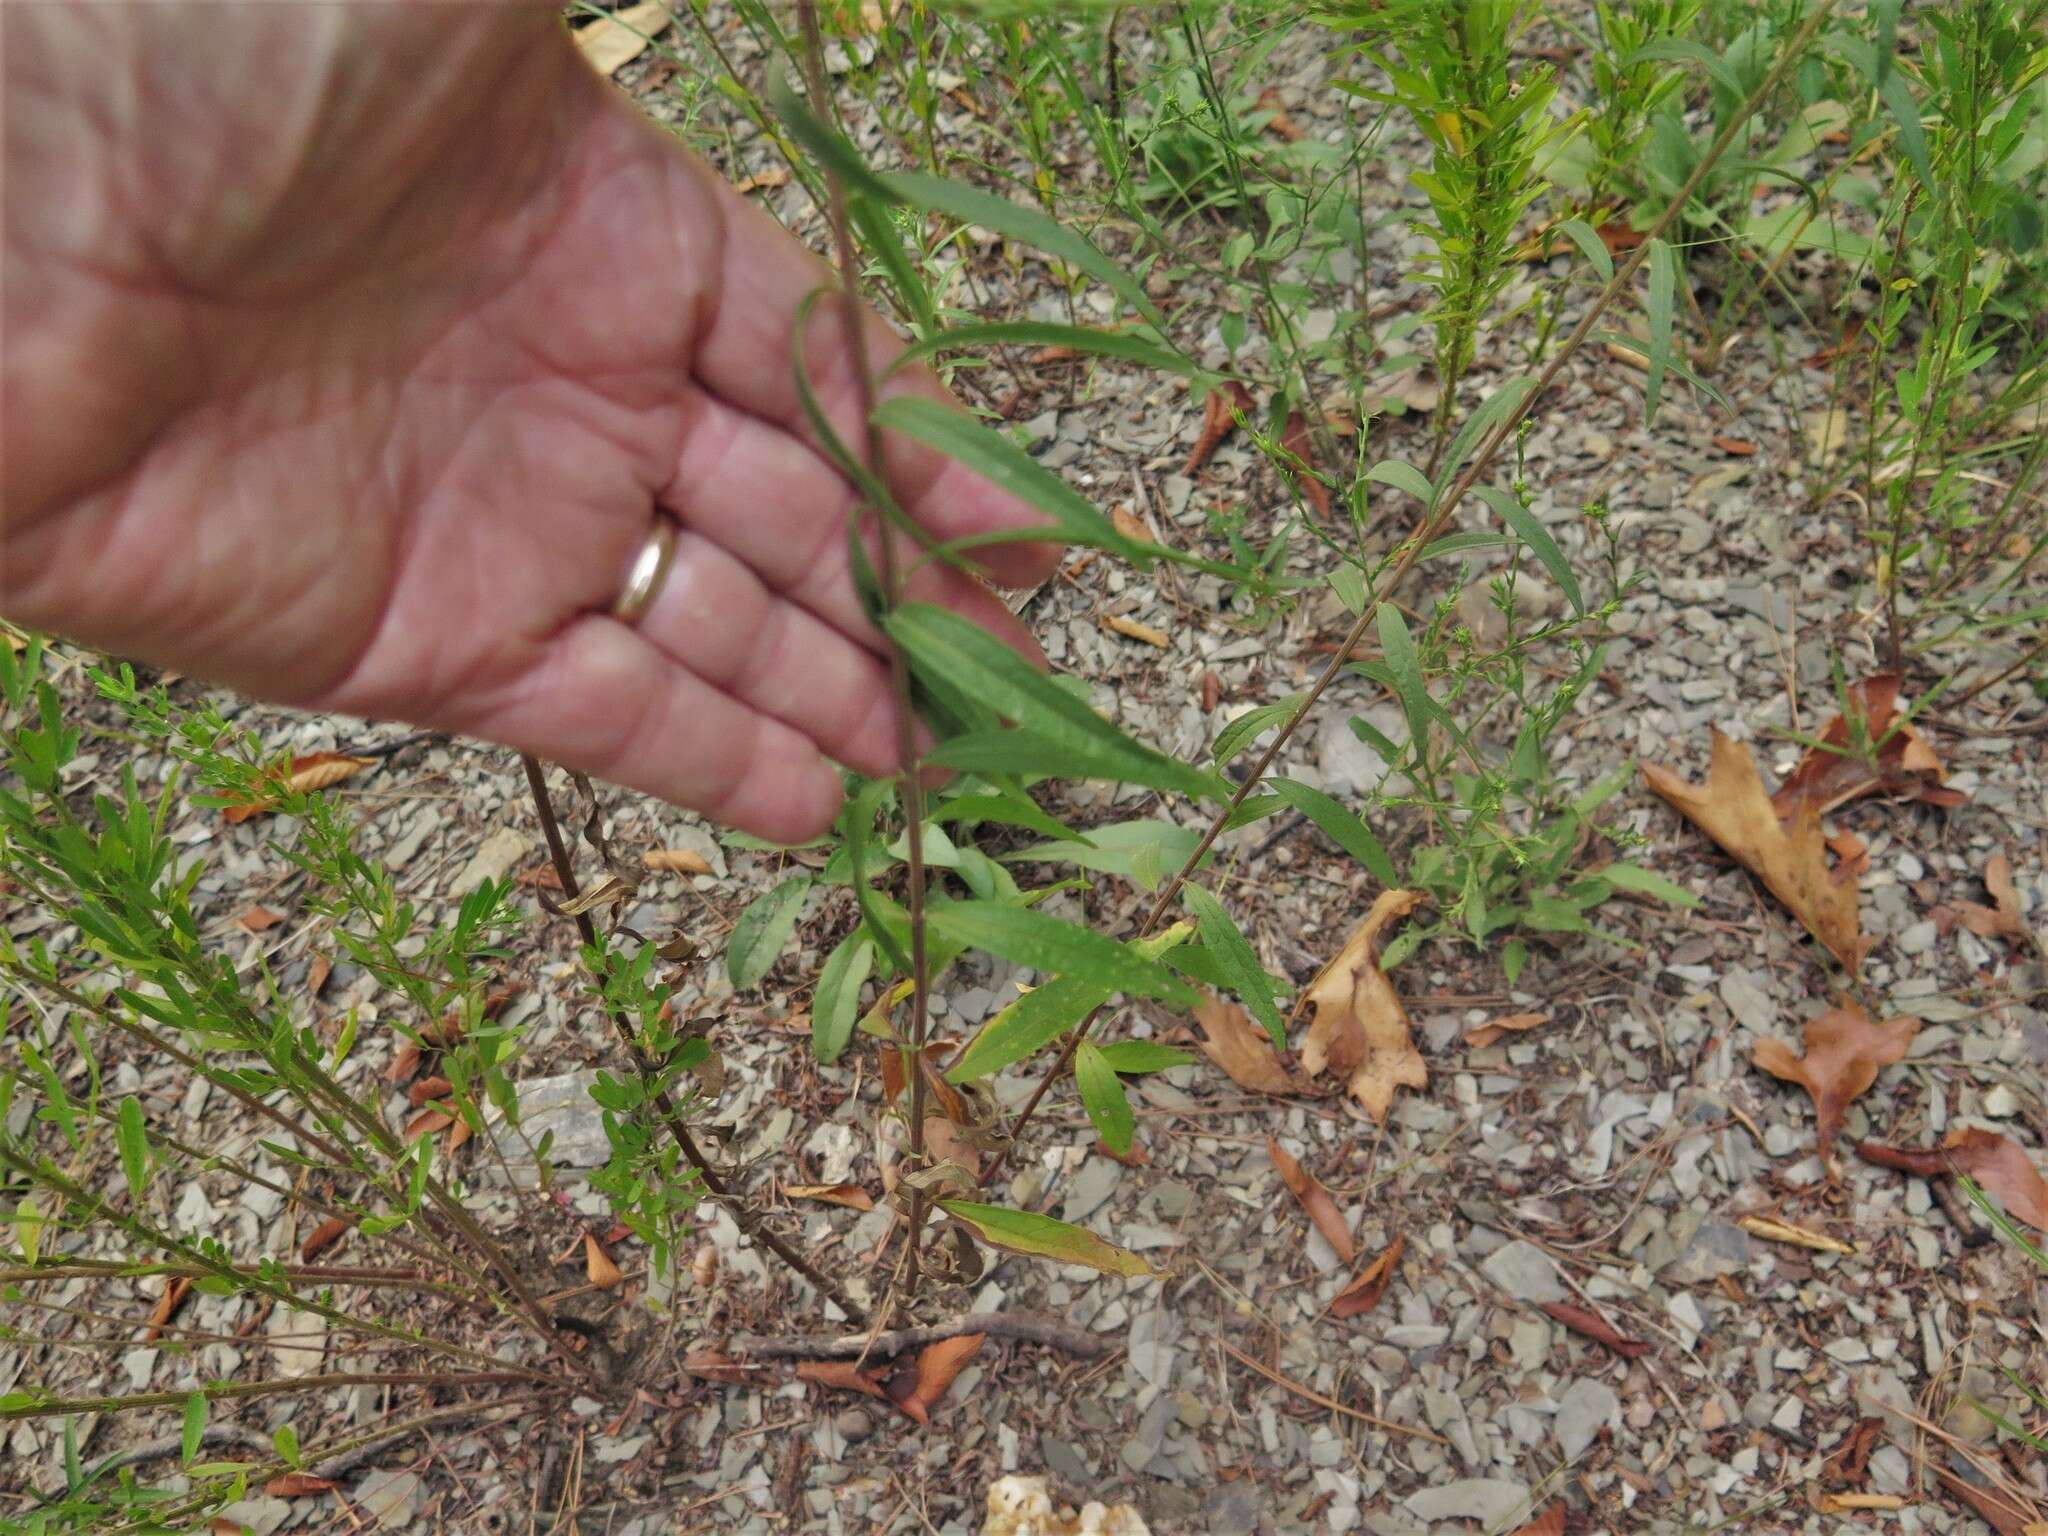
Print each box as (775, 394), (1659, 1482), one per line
(634, 525), (914, 779)
(665, 390), (1051, 665)
(689, 165), (1060, 587)
(464, 617), (845, 844)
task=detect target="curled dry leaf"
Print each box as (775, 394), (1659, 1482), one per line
(1539, 1300), (1651, 1359)
(573, 0), (671, 76)
(583, 1233), (624, 1290)
(1111, 505), (1154, 544)
(1184, 380), (1256, 474)
(1329, 1233), (1405, 1320)
(237, 907), (282, 933)
(901, 1332), (986, 1424)
(642, 847), (713, 876)
(384, 1040), (421, 1084)
(1279, 411), (1332, 519)
(732, 168), (791, 196)
(1713, 435), (1759, 456)
(1104, 614), (1171, 649)
(300, 1217), (350, 1264)
(1824, 1416), (1885, 1487)
(404, 1105), (455, 1142)
(1192, 995), (1305, 1096)
(1298, 889), (1427, 1123)
(785, 1183), (875, 1212)
(264, 1473), (337, 1498)
(1957, 854), (2030, 942)
(1463, 1011), (1550, 1049)
(1267, 1138), (1355, 1262)
(797, 1359), (891, 1403)
(220, 752), (375, 824)
(143, 1276), (192, 1344)
(1736, 1214), (1855, 1255)
(1361, 367), (1440, 417)
(1505, 1506), (1567, 1536)
(1771, 674), (1963, 821)
(306, 953), (332, 996)
(407, 1075), (454, 1108)
(1752, 999), (1919, 1156)
(1933, 1467), (2037, 1536)
(1643, 731), (1867, 971)
(1200, 670), (1223, 713)
(1857, 1127), (2048, 1232)
(444, 1114), (473, 1152)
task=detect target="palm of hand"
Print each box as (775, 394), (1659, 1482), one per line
(1, 9), (1051, 840)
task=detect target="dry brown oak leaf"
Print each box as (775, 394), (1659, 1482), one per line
(1643, 731), (1866, 971)
(1753, 999), (1919, 1155)
(1298, 889), (1426, 1123)
(1771, 673), (1963, 820)
(1958, 853), (2031, 943)
(1192, 995), (1306, 1095)
(1857, 1126), (2048, 1232)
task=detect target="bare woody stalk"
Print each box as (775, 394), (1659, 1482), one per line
(988, 0), (1839, 1175)
(519, 756), (867, 1325)
(793, 0), (936, 1299)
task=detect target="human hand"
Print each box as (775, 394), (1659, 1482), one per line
(1, 5), (1057, 841)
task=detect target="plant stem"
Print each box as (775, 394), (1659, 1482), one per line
(1, 1371), (535, 1421)
(987, 0), (1839, 1177)
(518, 755), (866, 1325)
(794, 0), (934, 1300)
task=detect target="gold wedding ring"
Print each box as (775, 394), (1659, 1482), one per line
(611, 513), (679, 625)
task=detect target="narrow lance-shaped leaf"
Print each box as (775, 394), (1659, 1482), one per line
(1644, 238), (1676, 425)
(1268, 779), (1399, 889)
(1074, 1042), (1136, 1155)
(1472, 486), (1585, 618)
(1182, 884), (1284, 1047)
(890, 321), (1205, 380)
(938, 1199), (1152, 1277)
(1376, 605), (1430, 751)
(116, 1096), (148, 1201)
(947, 975), (1109, 1082)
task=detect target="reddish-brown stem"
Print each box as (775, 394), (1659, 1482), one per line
(987, 0), (1838, 1180)
(519, 756), (867, 1325)
(793, 0), (933, 1299)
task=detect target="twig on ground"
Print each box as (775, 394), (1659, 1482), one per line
(726, 1311), (1114, 1360)
(1212, 1335), (1448, 1444)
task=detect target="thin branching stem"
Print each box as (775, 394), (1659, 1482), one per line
(988, 0), (1839, 1178)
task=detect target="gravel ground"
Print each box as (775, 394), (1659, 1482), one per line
(4, 10), (2045, 1535)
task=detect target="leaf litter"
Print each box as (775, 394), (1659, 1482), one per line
(1752, 999), (1920, 1161)
(1266, 1138), (1354, 1262)
(1770, 674), (1963, 819)
(1297, 889), (1426, 1123)
(1857, 1127), (2048, 1231)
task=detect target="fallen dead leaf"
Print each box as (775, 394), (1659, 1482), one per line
(264, 1473), (337, 1498)
(1515, 220), (1644, 264)
(1104, 614), (1170, 648)
(573, 0), (672, 76)
(643, 847), (713, 876)
(1539, 1300), (1651, 1359)
(900, 1332), (985, 1424)
(1267, 1138), (1355, 1262)
(1329, 1234), (1404, 1320)
(306, 953), (332, 996)
(404, 1106), (455, 1142)
(1736, 1214), (1856, 1255)
(786, 1183), (876, 1212)
(1823, 1416), (1885, 1486)
(1192, 996), (1305, 1095)
(1200, 670), (1222, 713)
(237, 907), (283, 933)
(1817, 1493), (1907, 1515)
(300, 1217), (350, 1263)
(732, 168), (791, 196)
(1713, 435), (1759, 456)
(143, 1276), (192, 1344)
(1095, 1136), (1150, 1167)
(1361, 367), (1440, 416)
(1753, 999), (1919, 1158)
(796, 1359), (891, 1402)
(1463, 1011), (1549, 1049)
(1184, 380), (1255, 474)
(407, 1076), (455, 1108)
(1933, 1467), (2037, 1536)
(384, 1040), (421, 1085)
(1771, 675), (1962, 820)
(1111, 505), (1154, 544)
(1805, 405), (1854, 465)
(923, 1116), (983, 1181)
(221, 753), (375, 824)
(1643, 730), (1867, 971)
(1505, 1506), (1567, 1536)
(1957, 853), (2030, 942)
(584, 1232), (624, 1290)
(1279, 411), (1332, 519)
(1297, 889), (1427, 1123)
(1826, 828), (1870, 880)
(1255, 85), (1306, 141)
(444, 1114), (473, 1152)
(1856, 1127), (2047, 1231)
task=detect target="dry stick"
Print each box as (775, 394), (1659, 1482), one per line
(726, 1310), (1114, 1361)
(989, 0), (1837, 1179)
(518, 756), (866, 1326)
(794, 0), (935, 1299)
(1212, 1336), (1447, 1444)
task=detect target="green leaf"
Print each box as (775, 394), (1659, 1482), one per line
(1502, 938), (1529, 986)
(1644, 237), (1676, 426)
(726, 876), (812, 991)
(273, 1424), (300, 1468)
(1268, 779), (1399, 888)
(1376, 606), (1429, 748)
(1212, 694), (1306, 768)
(1364, 458), (1434, 504)
(884, 172), (1164, 329)
(1074, 1042), (1135, 1155)
(874, 397), (1148, 563)
(1553, 217), (1615, 282)
(1002, 819), (1202, 893)
(1434, 377), (1535, 502)
(115, 1095), (148, 1201)
(1419, 531), (1510, 562)
(887, 604), (1220, 801)
(765, 64), (901, 209)
(947, 975), (1107, 1082)
(1094, 1041), (1195, 1074)
(1181, 884), (1283, 1047)
(812, 934), (875, 1064)
(924, 901), (1198, 1006)
(1595, 863), (1700, 908)
(891, 321), (1203, 379)
(1471, 487), (1585, 617)
(181, 1392), (207, 1466)
(844, 779), (911, 976)
(932, 792), (1080, 843)
(937, 1199), (1152, 1276)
